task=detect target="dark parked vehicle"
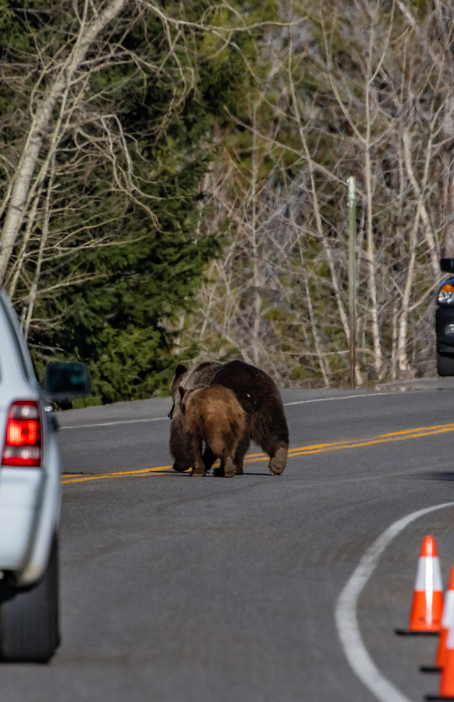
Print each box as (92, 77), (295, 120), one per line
(436, 258), (454, 376)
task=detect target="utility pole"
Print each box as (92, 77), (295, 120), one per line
(347, 176), (357, 389)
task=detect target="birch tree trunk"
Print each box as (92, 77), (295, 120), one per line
(299, 244), (329, 387)
(250, 102), (262, 367)
(0, 0), (128, 280)
(397, 130), (434, 372)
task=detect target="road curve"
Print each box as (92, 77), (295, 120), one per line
(2, 382), (454, 702)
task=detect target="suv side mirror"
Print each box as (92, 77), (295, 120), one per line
(440, 258), (454, 273)
(45, 362), (91, 401)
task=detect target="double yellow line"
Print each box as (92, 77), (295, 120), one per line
(62, 421), (454, 486)
(62, 465), (173, 485)
(287, 422), (454, 457)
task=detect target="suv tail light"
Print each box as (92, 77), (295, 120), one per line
(2, 401), (41, 467)
(438, 283), (454, 304)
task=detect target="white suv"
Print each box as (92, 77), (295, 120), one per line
(0, 289), (88, 662)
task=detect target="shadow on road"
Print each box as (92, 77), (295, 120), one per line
(416, 472), (454, 482)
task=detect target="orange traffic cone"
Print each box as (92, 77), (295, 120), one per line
(426, 626), (454, 700)
(409, 536), (443, 632)
(397, 536), (443, 635)
(437, 567), (454, 667)
(422, 566), (454, 674)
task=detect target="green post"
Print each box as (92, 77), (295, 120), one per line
(347, 176), (357, 389)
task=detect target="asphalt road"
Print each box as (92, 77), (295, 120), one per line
(4, 379), (454, 701)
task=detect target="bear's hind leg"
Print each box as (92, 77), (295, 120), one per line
(269, 441), (288, 475)
(253, 413), (289, 475)
(220, 452), (235, 478)
(233, 434), (250, 475)
(190, 436), (205, 477)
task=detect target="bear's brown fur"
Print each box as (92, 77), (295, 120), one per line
(169, 360), (289, 475)
(169, 361), (222, 472)
(178, 385), (246, 477)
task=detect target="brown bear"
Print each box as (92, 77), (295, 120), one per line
(178, 384), (246, 477)
(169, 360), (289, 476)
(169, 361), (222, 473)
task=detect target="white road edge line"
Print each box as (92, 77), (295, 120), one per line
(60, 416), (168, 430)
(61, 392), (397, 430)
(284, 391), (396, 406)
(335, 500), (454, 702)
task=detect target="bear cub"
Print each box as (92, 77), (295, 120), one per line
(179, 384), (246, 477)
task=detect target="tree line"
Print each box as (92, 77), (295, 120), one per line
(0, 0), (452, 403)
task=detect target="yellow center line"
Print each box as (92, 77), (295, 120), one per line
(284, 423), (454, 457)
(286, 424), (454, 457)
(62, 465), (173, 484)
(62, 421), (454, 485)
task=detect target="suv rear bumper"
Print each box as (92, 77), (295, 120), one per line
(0, 468), (44, 570)
(0, 436), (61, 586)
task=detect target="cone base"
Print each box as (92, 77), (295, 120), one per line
(409, 590), (443, 632)
(395, 629), (440, 636)
(425, 696), (454, 700)
(421, 666), (442, 673)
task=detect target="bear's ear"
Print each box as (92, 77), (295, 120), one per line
(174, 364), (187, 379)
(179, 386), (186, 399)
